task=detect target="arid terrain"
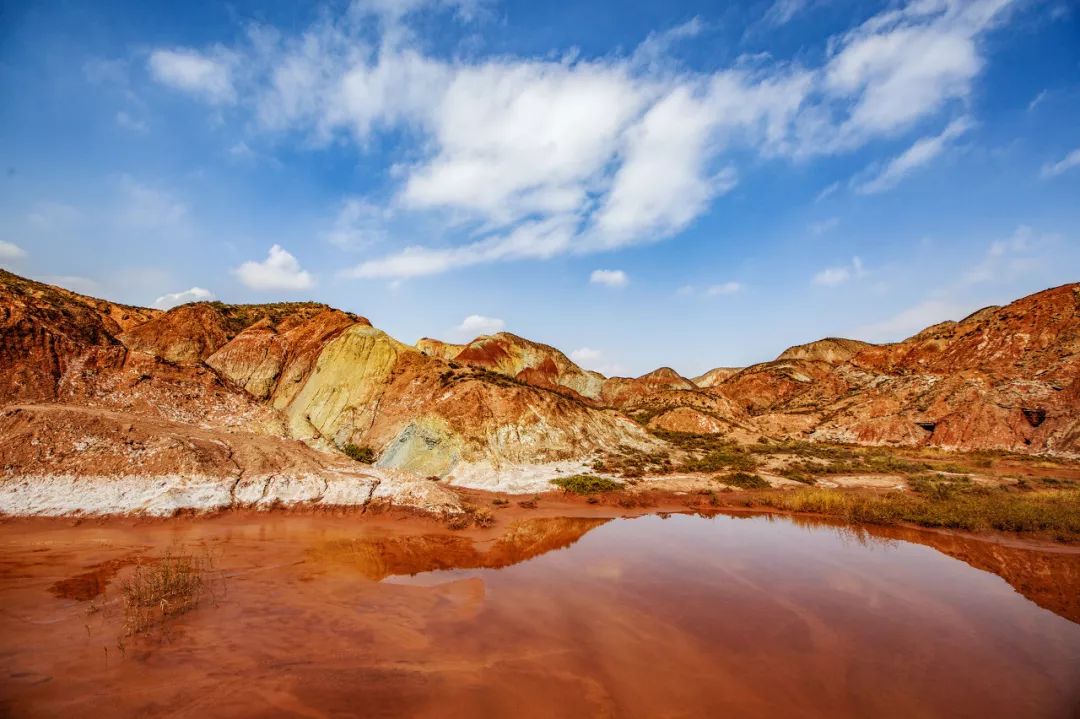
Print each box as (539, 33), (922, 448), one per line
(3, 270), (1080, 717)
(1, 269), (1078, 519)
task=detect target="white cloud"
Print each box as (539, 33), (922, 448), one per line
(455, 314), (504, 337)
(963, 225), (1045, 284)
(821, 1), (1012, 147)
(590, 269), (628, 287)
(325, 198), (390, 250)
(1027, 89), (1048, 112)
(228, 141), (256, 160)
(856, 298), (970, 342)
(151, 0), (1018, 279)
(234, 245), (315, 290)
(118, 177), (187, 230)
(813, 256), (865, 286)
(706, 281), (743, 296)
(347, 216), (576, 279)
(814, 181), (841, 203)
(570, 347), (602, 362)
(0, 241), (27, 260)
(1040, 148), (1080, 179)
(765, 0), (810, 26)
(154, 287), (215, 309)
(855, 116), (973, 194)
(149, 48), (236, 104)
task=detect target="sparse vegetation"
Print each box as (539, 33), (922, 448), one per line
(719, 471), (770, 490)
(448, 504), (496, 529)
(551, 474), (624, 494)
(746, 487), (1080, 542)
(341, 443), (375, 463)
(120, 547), (219, 636)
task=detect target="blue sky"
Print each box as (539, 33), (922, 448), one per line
(1, 0), (1078, 377)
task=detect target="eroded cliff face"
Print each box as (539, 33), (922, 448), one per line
(0, 272), (665, 512)
(1, 268), (1078, 518)
(276, 326), (661, 481)
(704, 284), (1080, 455)
(422, 332), (606, 401)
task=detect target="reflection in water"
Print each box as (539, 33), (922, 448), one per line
(4, 512), (1080, 718)
(312, 512), (1080, 626)
(309, 517), (611, 580)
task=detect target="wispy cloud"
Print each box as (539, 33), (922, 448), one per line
(856, 298), (970, 342)
(154, 287), (214, 309)
(0, 240), (27, 261)
(1040, 147), (1080, 179)
(855, 117), (973, 194)
(706, 281), (743, 296)
(813, 256), (865, 286)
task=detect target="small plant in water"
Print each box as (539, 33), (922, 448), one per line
(121, 547), (219, 636)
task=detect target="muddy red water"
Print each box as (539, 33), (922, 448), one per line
(2, 512), (1080, 718)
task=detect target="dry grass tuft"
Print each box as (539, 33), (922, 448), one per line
(747, 487), (1080, 542)
(121, 547), (220, 636)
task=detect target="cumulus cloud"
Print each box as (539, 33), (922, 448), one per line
(813, 256), (865, 286)
(590, 269), (628, 287)
(153, 287), (215, 309)
(149, 48), (236, 104)
(455, 314), (504, 337)
(855, 117), (973, 194)
(1040, 148), (1080, 179)
(234, 245), (315, 290)
(152, 0), (1018, 278)
(0, 240), (27, 261)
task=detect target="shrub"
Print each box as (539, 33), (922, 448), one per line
(341, 443), (375, 463)
(551, 474), (624, 494)
(720, 471), (770, 490)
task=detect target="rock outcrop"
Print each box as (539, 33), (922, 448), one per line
(420, 331), (605, 400)
(1, 269), (1077, 519)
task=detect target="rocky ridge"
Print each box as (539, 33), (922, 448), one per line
(1, 270), (1077, 516)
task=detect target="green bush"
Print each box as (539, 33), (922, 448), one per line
(719, 471), (770, 490)
(551, 475), (624, 494)
(342, 443), (375, 463)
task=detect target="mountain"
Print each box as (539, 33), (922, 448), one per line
(419, 331), (605, 400)
(1, 270), (1077, 516)
(0, 270), (658, 515)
